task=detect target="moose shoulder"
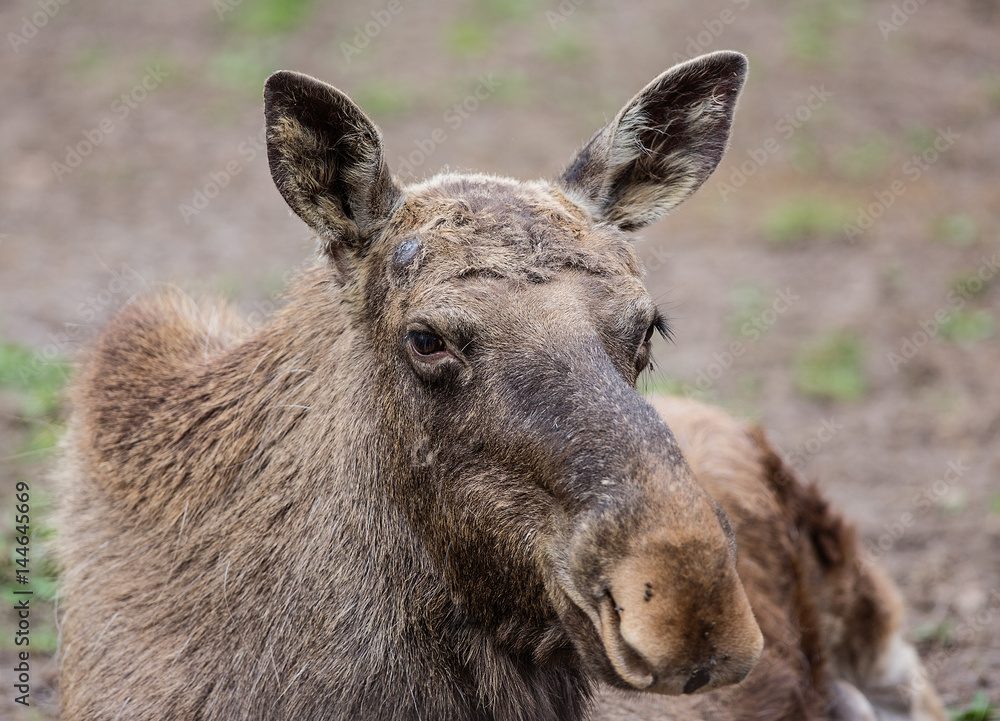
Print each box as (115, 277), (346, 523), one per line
(54, 52), (944, 721)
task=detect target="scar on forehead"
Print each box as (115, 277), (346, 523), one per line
(392, 238), (421, 272)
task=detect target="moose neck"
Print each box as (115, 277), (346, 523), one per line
(209, 268), (595, 720)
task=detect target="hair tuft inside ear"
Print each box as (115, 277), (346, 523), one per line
(558, 51), (748, 231)
(263, 70), (402, 257)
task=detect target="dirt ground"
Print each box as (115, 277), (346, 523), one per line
(1, 0), (997, 718)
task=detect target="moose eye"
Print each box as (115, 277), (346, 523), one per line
(643, 323), (656, 345)
(409, 331), (447, 357)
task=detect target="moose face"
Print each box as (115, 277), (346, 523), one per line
(264, 51), (762, 695)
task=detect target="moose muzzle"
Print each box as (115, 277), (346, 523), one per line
(595, 528), (763, 694)
(556, 410), (763, 695)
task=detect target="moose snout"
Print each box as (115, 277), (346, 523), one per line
(523, 350), (762, 694)
(580, 521), (763, 696)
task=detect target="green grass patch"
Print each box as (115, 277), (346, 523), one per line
(231, 0), (314, 35)
(0, 341), (65, 422)
(952, 269), (993, 299)
(488, 70), (531, 107)
(1, 488), (60, 654)
(785, 0), (864, 63)
(762, 195), (854, 245)
(940, 309), (996, 345)
(728, 284), (769, 338)
(542, 30), (591, 64)
(794, 331), (867, 402)
(836, 132), (891, 181)
(444, 19), (495, 57)
(950, 692), (999, 721)
(0, 338), (65, 457)
(990, 494), (1000, 516)
(905, 124), (939, 155)
(0, 338), (64, 654)
(206, 41), (281, 97)
(442, 0), (535, 58)
(479, 0), (532, 21)
(934, 214), (979, 247)
(354, 79), (415, 118)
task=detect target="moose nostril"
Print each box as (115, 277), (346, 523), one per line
(683, 666), (712, 694)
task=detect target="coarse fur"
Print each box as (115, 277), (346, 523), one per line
(53, 52), (943, 721)
(591, 397), (948, 721)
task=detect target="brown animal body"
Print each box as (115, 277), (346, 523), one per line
(53, 52), (943, 721)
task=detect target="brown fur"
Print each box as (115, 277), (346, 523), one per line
(592, 397), (948, 721)
(53, 52), (941, 721)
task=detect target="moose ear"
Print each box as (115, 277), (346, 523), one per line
(264, 71), (402, 255)
(558, 51), (747, 231)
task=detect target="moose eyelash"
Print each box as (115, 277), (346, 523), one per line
(652, 311), (672, 343)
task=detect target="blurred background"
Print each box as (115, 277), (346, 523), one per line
(1, 0), (998, 717)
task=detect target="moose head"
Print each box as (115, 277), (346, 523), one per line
(263, 51), (760, 697)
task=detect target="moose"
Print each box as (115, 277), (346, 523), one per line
(54, 51), (945, 720)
